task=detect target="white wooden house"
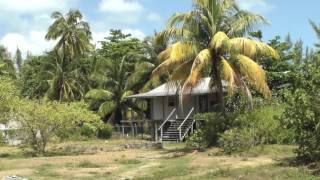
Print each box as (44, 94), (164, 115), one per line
(127, 77), (226, 142)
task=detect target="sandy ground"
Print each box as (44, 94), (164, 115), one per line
(0, 147), (282, 179)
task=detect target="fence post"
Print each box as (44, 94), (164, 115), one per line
(122, 123), (124, 138)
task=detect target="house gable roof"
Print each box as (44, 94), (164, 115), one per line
(127, 77), (227, 99)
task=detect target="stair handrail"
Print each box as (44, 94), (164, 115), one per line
(180, 119), (196, 141)
(158, 108), (176, 131)
(177, 107), (194, 130)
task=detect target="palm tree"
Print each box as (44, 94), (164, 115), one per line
(41, 50), (86, 101)
(152, 0), (279, 111)
(85, 57), (145, 124)
(45, 9), (92, 62)
(309, 20), (320, 49)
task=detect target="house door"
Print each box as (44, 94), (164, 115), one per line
(199, 95), (208, 113)
(167, 96), (177, 118)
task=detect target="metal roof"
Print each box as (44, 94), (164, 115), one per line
(127, 77), (227, 99)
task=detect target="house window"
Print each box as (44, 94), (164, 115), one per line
(168, 97), (175, 107)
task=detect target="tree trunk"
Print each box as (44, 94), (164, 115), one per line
(114, 108), (123, 125)
(211, 54), (225, 113)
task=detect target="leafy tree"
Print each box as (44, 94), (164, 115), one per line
(86, 57), (145, 124)
(98, 29), (149, 66)
(0, 77), (19, 122)
(292, 40), (303, 64)
(20, 54), (49, 99)
(153, 0), (278, 111)
(13, 100), (101, 153)
(281, 61), (320, 162)
(127, 35), (169, 93)
(259, 36), (294, 92)
(86, 30), (166, 123)
(45, 9), (92, 62)
(249, 30), (263, 41)
(0, 45), (15, 78)
(15, 47), (23, 73)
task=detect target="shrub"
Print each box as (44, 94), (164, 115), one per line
(218, 128), (255, 154)
(80, 123), (98, 138)
(234, 105), (292, 145)
(97, 124), (113, 139)
(0, 132), (5, 145)
(14, 101), (101, 153)
(186, 129), (208, 151)
(280, 63), (320, 163)
(195, 113), (234, 146)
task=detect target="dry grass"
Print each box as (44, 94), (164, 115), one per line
(0, 141), (317, 180)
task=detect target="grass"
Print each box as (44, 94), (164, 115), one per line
(33, 164), (60, 178)
(0, 140), (319, 180)
(65, 160), (102, 168)
(117, 158), (142, 165)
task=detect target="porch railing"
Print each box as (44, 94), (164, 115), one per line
(177, 107), (194, 141)
(158, 108), (176, 142)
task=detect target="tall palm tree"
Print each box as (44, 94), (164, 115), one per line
(152, 0), (279, 111)
(45, 9), (92, 62)
(85, 57), (145, 124)
(41, 50), (85, 101)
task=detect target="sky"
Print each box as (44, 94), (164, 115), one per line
(0, 0), (319, 58)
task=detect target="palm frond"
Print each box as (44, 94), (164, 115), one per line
(182, 49), (211, 93)
(210, 31), (230, 51)
(85, 89), (114, 101)
(229, 37), (279, 59)
(234, 54), (271, 97)
(220, 57), (239, 95)
(171, 60), (193, 81)
(98, 101), (117, 118)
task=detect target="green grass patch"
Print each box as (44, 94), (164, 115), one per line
(34, 164), (60, 178)
(117, 158), (142, 165)
(137, 156), (193, 180)
(65, 160), (102, 168)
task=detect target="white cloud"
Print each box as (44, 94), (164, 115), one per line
(0, 0), (70, 14)
(122, 29), (146, 40)
(98, 0), (147, 24)
(99, 0), (143, 14)
(0, 31), (55, 57)
(236, 0), (274, 14)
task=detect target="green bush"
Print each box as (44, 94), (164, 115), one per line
(218, 105), (293, 154)
(234, 105), (292, 145)
(80, 123), (98, 138)
(280, 63), (320, 163)
(195, 112), (234, 146)
(0, 132), (5, 145)
(186, 129), (208, 151)
(97, 124), (113, 139)
(218, 128), (255, 154)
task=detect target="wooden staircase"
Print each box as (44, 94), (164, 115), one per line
(158, 108), (195, 143)
(162, 119), (195, 142)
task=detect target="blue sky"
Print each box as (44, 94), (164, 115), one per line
(0, 0), (319, 57)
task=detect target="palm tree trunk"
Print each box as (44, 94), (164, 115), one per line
(114, 108), (123, 125)
(212, 54), (225, 113)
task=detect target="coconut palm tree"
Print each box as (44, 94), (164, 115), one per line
(85, 57), (145, 124)
(152, 0), (279, 111)
(41, 50), (86, 101)
(309, 20), (320, 49)
(45, 9), (92, 62)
